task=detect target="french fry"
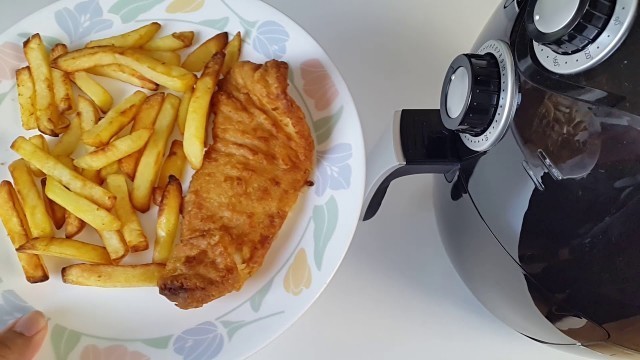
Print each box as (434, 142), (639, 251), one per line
(41, 178), (65, 230)
(11, 137), (116, 210)
(55, 154), (76, 170)
(119, 93), (164, 180)
(77, 95), (100, 132)
(96, 229), (128, 263)
(153, 176), (182, 264)
(143, 31), (195, 51)
(99, 162), (121, 181)
(51, 114), (82, 157)
(182, 32), (228, 72)
(53, 47), (196, 92)
(23, 33), (68, 136)
(27, 134), (49, 177)
(105, 174), (148, 252)
(184, 53), (224, 170)
(17, 238), (111, 264)
(153, 140), (186, 206)
(16, 67), (37, 130)
(50, 43), (68, 60)
(86, 64), (158, 91)
(9, 159), (55, 238)
(45, 177), (121, 231)
(132, 94), (179, 212)
(142, 50), (181, 66)
(0, 181), (49, 283)
(62, 263), (164, 287)
(86, 22), (161, 48)
(222, 32), (242, 76)
(52, 69), (74, 114)
(75, 129), (152, 171)
(69, 71), (113, 113)
(65, 211), (86, 238)
(177, 87), (192, 135)
(82, 91), (147, 147)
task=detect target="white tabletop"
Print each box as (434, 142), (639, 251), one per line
(0, 1), (591, 359)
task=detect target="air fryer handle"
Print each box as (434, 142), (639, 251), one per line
(362, 109), (462, 221)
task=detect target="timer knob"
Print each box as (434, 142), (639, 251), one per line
(525, 0), (616, 55)
(440, 53), (501, 136)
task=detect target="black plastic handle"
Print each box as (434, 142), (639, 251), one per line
(362, 109), (462, 221)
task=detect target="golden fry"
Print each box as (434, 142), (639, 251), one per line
(153, 139), (186, 205)
(53, 47), (196, 92)
(222, 32), (242, 76)
(119, 93), (164, 180)
(75, 129), (152, 171)
(0, 181), (49, 283)
(41, 178), (66, 230)
(99, 162), (121, 181)
(86, 64), (158, 91)
(77, 95), (100, 132)
(51, 114), (82, 157)
(69, 71), (113, 113)
(96, 229), (128, 263)
(9, 159), (54, 238)
(86, 22), (161, 48)
(16, 67), (37, 130)
(65, 211), (86, 238)
(11, 137), (116, 209)
(132, 94), (179, 212)
(184, 53), (224, 170)
(45, 177), (121, 231)
(17, 237), (111, 264)
(49, 43), (68, 60)
(52, 69), (74, 113)
(153, 176), (182, 264)
(143, 31), (195, 51)
(82, 91), (147, 147)
(142, 50), (181, 66)
(23, 34), (67, 136)
(27, 134), (49, 178)
(105, 174), (148, 252)
(177, 87), (192, 135)
(62, 263), (164, 287)
(182, 32), (228, 72)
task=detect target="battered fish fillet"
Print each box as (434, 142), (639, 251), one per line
(158, 60), (315, 309)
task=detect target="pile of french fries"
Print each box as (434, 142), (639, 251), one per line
(0, 22), (241, 288)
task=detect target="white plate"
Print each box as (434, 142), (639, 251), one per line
(0, 0), (364, 358)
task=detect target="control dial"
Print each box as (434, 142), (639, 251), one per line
(440, 40), (518, 152)
(526, 0), (615, 55)
(529, 0), (638, 74)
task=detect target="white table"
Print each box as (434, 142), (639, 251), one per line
(0, 1), (590, 359)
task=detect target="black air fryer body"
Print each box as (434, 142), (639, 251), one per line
(435, 0), (640, 357)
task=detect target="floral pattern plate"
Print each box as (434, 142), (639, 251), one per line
(0, 0), (364, 359)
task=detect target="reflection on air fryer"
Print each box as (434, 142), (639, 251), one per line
(515, 80), (640, 353)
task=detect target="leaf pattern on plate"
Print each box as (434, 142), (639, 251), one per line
(315, 143), (352, 196)
(197, 18), (230, 31)
(54, 0), (113, 42)
(173, 321), (225, 360)
(252, 21), (289, 60)
(80, 344), (150, 360)
(166, 0), (204, 14)
(312, 106), (343, 145)
(109, 0), (163, 24)
(283, 249), (312, 296)
(312, 196), (338, 271)
(301, 59), (339, 112)
(0, 290), (35, 329)
(51, 324), (83, 360)
(249, 278), (273, 312)
(0, 42), (25, 81)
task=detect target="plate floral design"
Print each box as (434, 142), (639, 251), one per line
(0, 0), (364, 359)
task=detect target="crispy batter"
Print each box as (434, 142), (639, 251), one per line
(158, 60), (314, 309)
